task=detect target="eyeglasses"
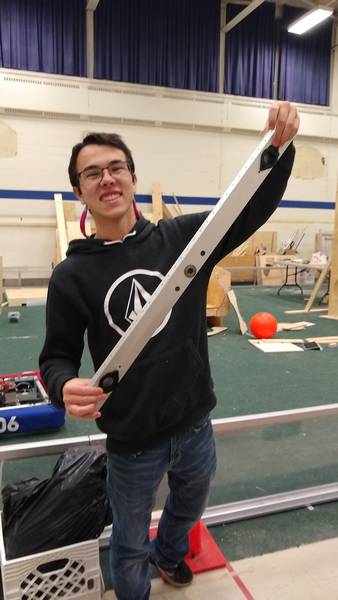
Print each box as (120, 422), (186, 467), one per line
(78, 160), (130, 185)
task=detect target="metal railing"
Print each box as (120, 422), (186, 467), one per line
(1, 403), (338, 536)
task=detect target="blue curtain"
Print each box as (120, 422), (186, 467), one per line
(225, 3), (275, 98)
(0, 0), (86, 76)
(94, 0), (219, 92)
(279, 6), (332, 105)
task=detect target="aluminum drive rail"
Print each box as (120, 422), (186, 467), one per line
(92, 131), (292, 397)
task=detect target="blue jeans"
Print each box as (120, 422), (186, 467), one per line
(106, 416), (216, 600)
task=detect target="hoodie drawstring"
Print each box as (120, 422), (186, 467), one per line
(80, 200), (140, 239)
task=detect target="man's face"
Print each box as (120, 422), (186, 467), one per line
(74, 144), (137, 224)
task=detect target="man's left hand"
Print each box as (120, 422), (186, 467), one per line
(267, 101), (300, 147)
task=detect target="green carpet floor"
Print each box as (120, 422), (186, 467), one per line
(1, 284), (338, 567)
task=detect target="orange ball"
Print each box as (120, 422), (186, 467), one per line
(249, 312), (278, 339)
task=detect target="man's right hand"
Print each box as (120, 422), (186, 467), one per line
(62, 378), (108, 420)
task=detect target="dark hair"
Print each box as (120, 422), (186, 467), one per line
(68, 132), (135, 188)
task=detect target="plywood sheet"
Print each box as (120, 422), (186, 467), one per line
(217, 256), (256, 283)
(252, 230), (277, 253)
(230, 230), (277, 257)
(206, 267), (231, 317)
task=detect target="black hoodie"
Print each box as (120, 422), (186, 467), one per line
(39, 144), (294, 453)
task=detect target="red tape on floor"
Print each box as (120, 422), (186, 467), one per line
(224, 556), (256, 600)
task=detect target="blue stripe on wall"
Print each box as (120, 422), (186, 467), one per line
(279, 199), (335, 210)
(0, 190), (335, 209)
(142, 195), (335, 210)
(0, 190), (76, 200)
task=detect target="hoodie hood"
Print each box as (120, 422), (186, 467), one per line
(66, 216), (154, 256)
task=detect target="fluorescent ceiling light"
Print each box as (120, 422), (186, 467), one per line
(288, 7), (333, 35)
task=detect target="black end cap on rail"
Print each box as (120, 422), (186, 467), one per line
(260, 145), (279, 172)
(100, 371), (119, 392)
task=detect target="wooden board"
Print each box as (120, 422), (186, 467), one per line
(249, 336), (338, 344)
(285, 308), (327, 315)
(230, 240), (250, 257)
(221, 231), (277, 282)
(230, 230), (277, 257)
(54, 193), (68, 261)
(328, 191), (338, 317)
(142, 212), (156, 223)
(162, 200), (174, 220)
(217, 255), (256, 283)
(252, 230), (277, 254)
(5, 287), (48, 306)
(151, 182), (164, 224)
(227, 288), (248, 334)
(172, 193), (183, 216)
(277, 321), (314, 331)
(54, 232), (61, 265)
(206, 267), (231, 317)
(304, 259), (331, 312)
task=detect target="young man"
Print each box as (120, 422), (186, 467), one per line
(39, 101), (299, 600)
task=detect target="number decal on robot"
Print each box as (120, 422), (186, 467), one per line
(0, 416), (20, 433)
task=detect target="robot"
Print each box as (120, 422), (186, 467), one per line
(0, 371), (65, 436)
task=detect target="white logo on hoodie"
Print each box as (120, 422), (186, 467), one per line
(104, 269), (171, 337)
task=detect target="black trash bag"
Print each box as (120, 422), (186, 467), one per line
(2, 448), (112, 559)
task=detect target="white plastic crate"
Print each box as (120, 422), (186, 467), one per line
(0, 512), (102, 600)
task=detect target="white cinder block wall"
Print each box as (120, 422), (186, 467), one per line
(0, 68), (336, 277)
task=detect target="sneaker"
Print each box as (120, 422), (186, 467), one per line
(153, 559), (193, 587)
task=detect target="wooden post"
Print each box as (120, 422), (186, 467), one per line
(227, 288), (248, 334)
(151, 182), (164, 224)
(328, 190), (338, 318)
(63, 201), (77, 222)
(304, 259), (331, 313)
(54, 193), (68, 261)
(162, 200), (174, 220)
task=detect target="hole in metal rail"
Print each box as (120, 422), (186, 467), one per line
(184, 265), (197, 278)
